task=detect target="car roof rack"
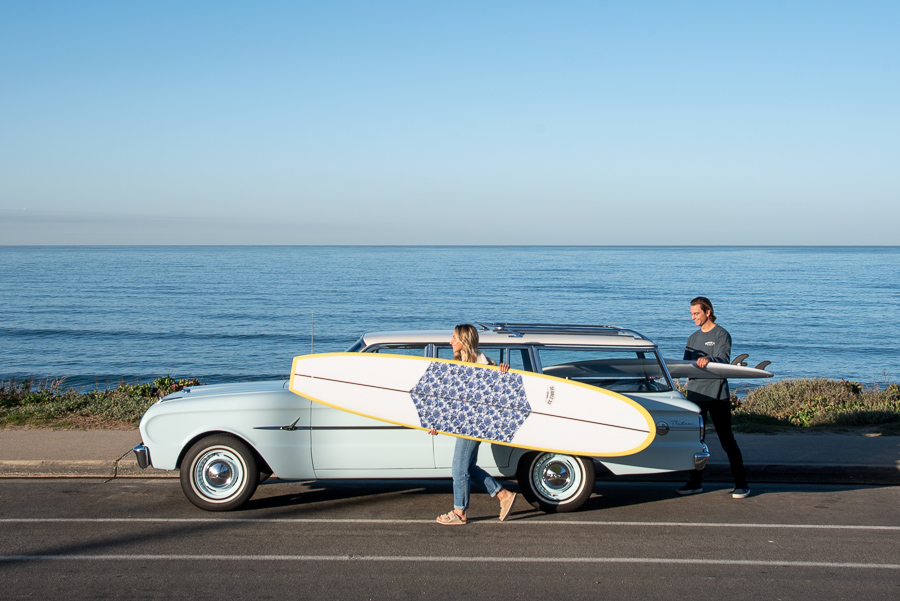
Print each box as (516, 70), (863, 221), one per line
(473, 322), (649, 340)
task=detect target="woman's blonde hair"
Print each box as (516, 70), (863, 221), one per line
(453, 324), (481, 363)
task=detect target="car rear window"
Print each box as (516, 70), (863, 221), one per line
(537, 347), (673, 393)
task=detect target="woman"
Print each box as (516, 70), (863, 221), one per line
(433, 324), (518, 525)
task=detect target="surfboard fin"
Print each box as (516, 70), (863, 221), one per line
(732, 354), (749, 366)
(754, 361), (771, 371)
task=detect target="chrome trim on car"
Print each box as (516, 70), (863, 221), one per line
(254, 425), (410, 431)
(659, 419), (700, 432)
(132, 443), (150, 469)
(694, 443), (710, 470)
(474, 322), (649, 340)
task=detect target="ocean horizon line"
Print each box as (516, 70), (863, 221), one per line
(3, 244), (899, 249)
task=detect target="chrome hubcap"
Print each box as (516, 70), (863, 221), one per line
(191, 448), (246, 502)
(532, 454), (583, 503)
(205, 460), (232, 486)
(543, 463), (571, 488)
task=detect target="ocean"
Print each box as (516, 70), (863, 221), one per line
(1, 246), (898, 393)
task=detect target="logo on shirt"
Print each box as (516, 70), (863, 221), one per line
(705, 341), (716, 347)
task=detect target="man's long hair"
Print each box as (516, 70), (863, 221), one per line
(690, 296), (717, 322)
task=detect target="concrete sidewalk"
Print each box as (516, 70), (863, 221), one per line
(0, 430), (170, 478)
(0, 429), (898, 484)
(655, 431), (899, 486)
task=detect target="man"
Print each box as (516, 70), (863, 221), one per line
(677, 296), (750, 499)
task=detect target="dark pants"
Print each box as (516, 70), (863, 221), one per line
(688, 399), (747, 488)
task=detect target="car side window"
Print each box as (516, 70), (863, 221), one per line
(435, 346), (453, 360)
(501, 348), (533, 372)
(365, 345), (427, 356)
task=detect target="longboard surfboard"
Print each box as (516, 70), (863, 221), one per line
(289, 353), (657, 457)
(664, 359), (773, 379)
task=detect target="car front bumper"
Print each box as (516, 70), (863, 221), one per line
(132, 443), (150, 469)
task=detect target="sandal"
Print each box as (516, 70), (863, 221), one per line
(436, 511), (466, 526)
(499, 492), (517, 521)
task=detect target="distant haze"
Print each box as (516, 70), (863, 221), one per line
(1, 2), (898, 245)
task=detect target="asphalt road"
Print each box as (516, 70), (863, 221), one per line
(1, 478), (898, 600)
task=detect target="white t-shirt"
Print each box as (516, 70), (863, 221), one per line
(473, 351), (493, 365)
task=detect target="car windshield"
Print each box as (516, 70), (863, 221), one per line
(537, 347), (673, 393)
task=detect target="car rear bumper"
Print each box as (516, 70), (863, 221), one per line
(694, 443), (710, 470)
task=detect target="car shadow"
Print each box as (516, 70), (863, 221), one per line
(244, 478), (453, 511)
(242, 477), (686, 515)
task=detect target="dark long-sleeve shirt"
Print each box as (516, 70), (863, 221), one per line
(683, 324), (732, 402)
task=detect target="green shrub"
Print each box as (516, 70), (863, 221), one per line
(733, 378), (900, 432)
(0, 376), (199, 428)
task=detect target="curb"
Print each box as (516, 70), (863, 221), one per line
(0, 460), (178, 479)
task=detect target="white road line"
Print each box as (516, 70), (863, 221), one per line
(1, 518), (898, 530)
(0, 554), (897, 569)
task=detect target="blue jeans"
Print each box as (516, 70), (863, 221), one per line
(452, 437), (502, 510)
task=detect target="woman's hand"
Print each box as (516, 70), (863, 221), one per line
(499, 363), (510, 374)
(427, 428), (437, 436)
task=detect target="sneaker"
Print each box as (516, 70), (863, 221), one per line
(732, 487), (751, 499)
(675, 483), (703, 496)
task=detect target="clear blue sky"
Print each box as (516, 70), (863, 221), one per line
(1, 1), (897, 245)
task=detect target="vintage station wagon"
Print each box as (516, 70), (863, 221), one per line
(134, 323), (709, 512)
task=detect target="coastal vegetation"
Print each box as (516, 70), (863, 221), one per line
(730, 378), (900, 434)
(1, 376), (898, 433)
(0, 376), (198, 429)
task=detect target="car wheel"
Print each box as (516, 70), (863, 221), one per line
(180, 434), (260, 511)
(517, 452), (595, 513)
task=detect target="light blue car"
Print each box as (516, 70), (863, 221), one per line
(134, 323), (709, 512)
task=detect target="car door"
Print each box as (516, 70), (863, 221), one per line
(310, 344), (437, 473)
